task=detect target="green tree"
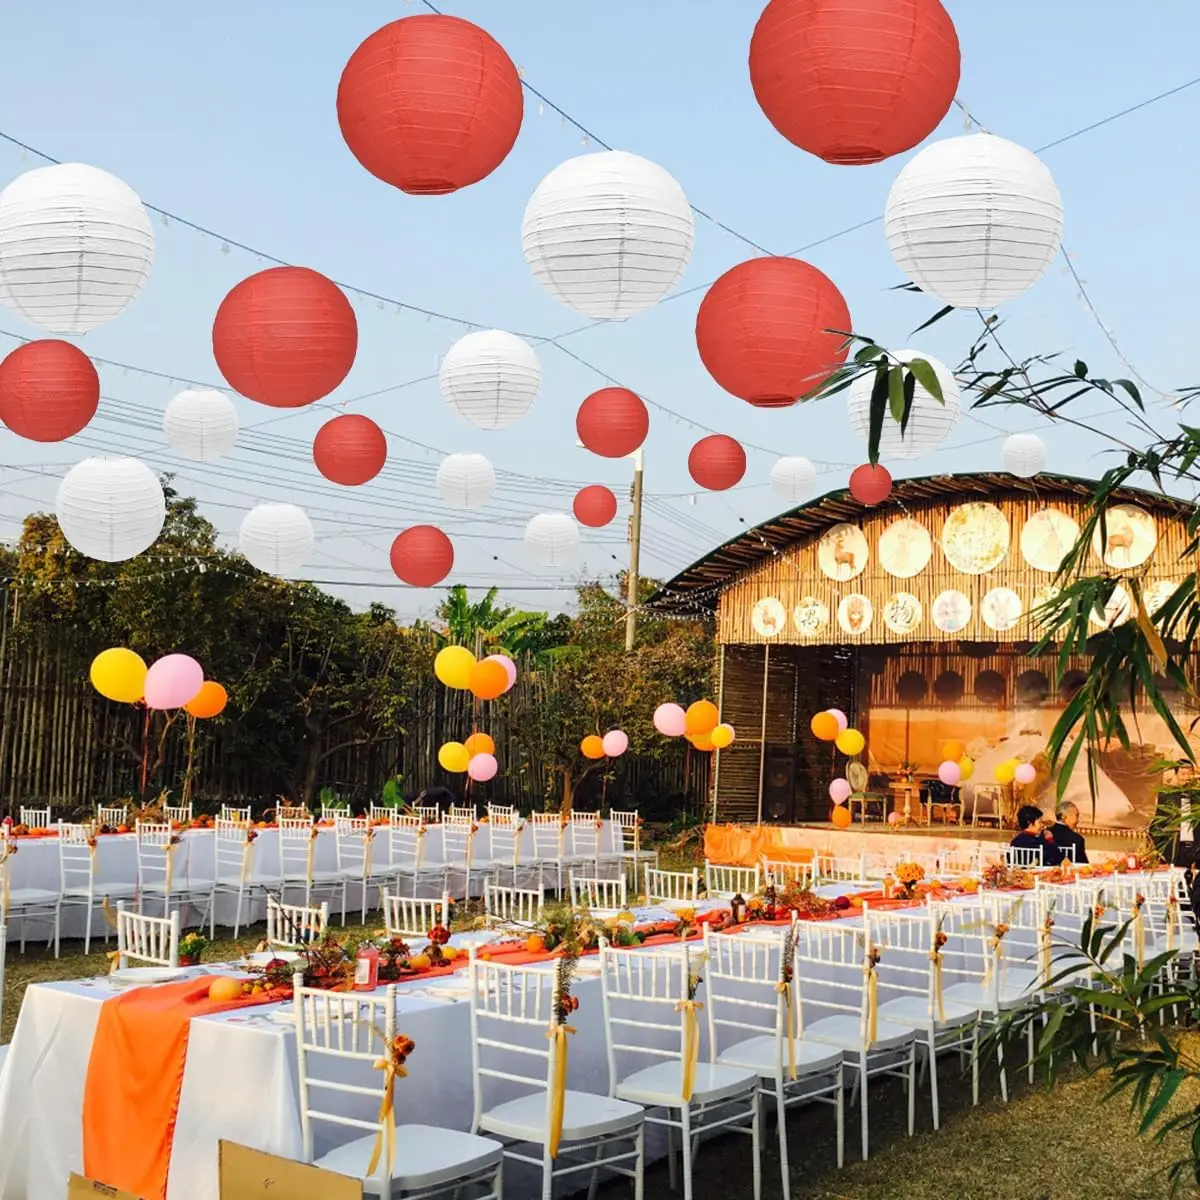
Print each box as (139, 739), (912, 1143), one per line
(434, 584), (569, 660)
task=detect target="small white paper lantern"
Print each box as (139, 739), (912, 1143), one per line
(846, 350), (961, 460)
(884, 134), (1063, 309)
(770, 456), (817, 504)
(521, 150), (694, 319)
(524, 512), (579, 566)
(1002, 432), (1046, 478)
(436, 452), (496, 508)
(55, 456), (165, 562)
(163, 389), (239, 461)
(239, 503), (314, 575)
(439, 330), (540, 430)
(0, 163), (154, 334)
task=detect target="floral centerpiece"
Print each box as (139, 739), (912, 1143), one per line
(981, 861), (1036, 890)
(894, 861), (926, 898)
(178, 932), (208, 966)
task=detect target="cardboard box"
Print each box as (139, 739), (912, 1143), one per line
(217, 1141), (363, 1199)
(67, 1176), (143, 1200)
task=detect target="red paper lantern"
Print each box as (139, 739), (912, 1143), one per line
(337, 15), (523, 196)
(313, 415), (387, 486)
(695, 258), (851, 407)
(689, 435), (746, 491)
(576, 388), (649, 458)
(390, 525), (454, 587)
(213, 267), (358, 409)
(849, 463), (893, 506)
(749, 0), (960, 166)
(573, 485), (617, 528)
(0, 340), (98, 442)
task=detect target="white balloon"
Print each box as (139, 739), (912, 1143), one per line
(0, 163), (154, 334)
(163, 389), (239, 461)
(846, 350), (961, 460)
(885, 134), (1062, 309)
(239, 503), (314, 576)
(436, 452), (496, 509)
(770, 456), (816, 504)
(522, 150), (694, 319)
(1002, 432), (1046, 478)
(524, 513), (580, 566)
(55, 456), (164, 562)
(439, 330), (540, 430)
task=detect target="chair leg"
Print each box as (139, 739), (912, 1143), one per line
(835, 1064), (845, 1169)
(53, 908), (61, 959)
(681, 1106), (693, 1200)
(906, 1044), (916, 1136)
(751, 1092), (762, 1200)
(541, 1146), (553, 1200)
(634, 1122), (645, 1200)
(859, 1055), (869, 1161)
(666, 1121), (677, 1192)
(774, 1079), (789, 1195)
(929, 1035), (941, 1131)
(997, 1026), (1009, 1104)
(971, 1022), (981, 1106)
(84, 901), (92, 957)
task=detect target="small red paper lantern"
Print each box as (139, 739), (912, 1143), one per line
(689, 435), (746, 491)
(849, 463), (893, 506)
(576, 388), (649, 458)
(573, 485), (618, 528)
(749, 0), (960, 166)
(213, 267), (358, 409)
(0, 340), (99, 442)
(337, 15), (523, 196)
(695, 258), (851, 407)
(390, 525), (454, 587)
(313, 414), (387, 486)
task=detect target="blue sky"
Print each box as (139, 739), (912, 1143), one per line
(0, 0), (1197, 617)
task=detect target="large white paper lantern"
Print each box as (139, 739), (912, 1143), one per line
(55, 456), (164, 562)
(0, 163), (154, 334)
(884, 134), (1063, 308)
(846, 350), (961, 460)
(524, 512), (579, 566)
(436, 452), (496, 508)
(1002, 432), (1046, 478)
(239, 503), (314, 575)
(770, 456), (817, 504)
(439, 330), (540, 430)
(521, 150), (694, 319)
(163, 388), (239, 461)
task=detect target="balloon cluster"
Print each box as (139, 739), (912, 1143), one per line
(935, 740), (975, 787)
(810, 709), (864, 756)
(433, 646), (517, 700)
(439, 732), (499, 781)
(995, 757), (1037, 786)
(580, 731), (629, 760)
(653, 701), (735, 753)
(89, 648), (227, 717)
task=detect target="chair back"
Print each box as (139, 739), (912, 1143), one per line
(214, 818), (256, 886)
(164, 803), (192, 827)
(489, 817), (523, 869)
(702, 926), (792, 1065)
(569, 871), (627, 910)
(609, 809), (644, 856)
(19, 806), (51, 829)
(320, 803), (350, 823)
(528, 812), (566, 859)
(569, 811), (603, 859)
(220, 804), (252, 823)
(384, 892), (450, 941)
(704, 862), (761, 899)
(792, 921), (871, 1045)
(265, 895), (329, 949)
(135, 821), (175, 890)
(486, 804), (516, 824)
(1005, 844), (1045, 868)
(484, 882), (543, 927)
(278, 818), (318, 881)
(387, 815), (428, 869)
(449, 805), (477, 822)
(644, 866), (699, 904)
(334, 815), (373, 879)
(368, 804), (394, 823)
(116, 902), (180, 969)
(58, 822), (96, 893)
(277, 805), (311, 822)
(415, 805), (441, 825)
(938, 845), (980, 875)
(762, 858), (812, 890)
(813, 852), (868, 885)
(441, 817), (478, 869)
(97, 805), (127, 829)
(862, 904), (936, 1014)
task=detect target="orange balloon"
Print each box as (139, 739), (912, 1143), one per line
(831, 804), (853, 829)
(469, 659), (509, 701)
(581, 735), (605, 760)
(689, 731), (715, 752)
(942, 739), (965, 762)
(685, 700), (719, 736)
(810, 711), (839, 741)
(464, 732), (496, 757)
(185, 681), (227, 719)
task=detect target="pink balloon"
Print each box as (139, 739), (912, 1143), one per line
(887, 811), (901, 825)
(827, 708), (849, 732)
(467, 752), (498, 782)
(143, 654), (204, 711)
(485, 654), (517, 693)
(653, 703), (686, 737)
(602, 730), (629, 757)
(937, 760), (963, 786)
(1014, 762), (1037, 785)
(829, 778), (852, 804)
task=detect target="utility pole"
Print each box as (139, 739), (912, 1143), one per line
(625, 447), (644, 652)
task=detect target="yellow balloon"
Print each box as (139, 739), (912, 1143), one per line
(994, 759), (1016, 785)
(957, 756), (975, 782)
(438, 741), (470, 773)
(710, 723), (735, 749)
(434, 646), (476, 690)
(89, 647), (148, 704)
(835, 728), (865, 756)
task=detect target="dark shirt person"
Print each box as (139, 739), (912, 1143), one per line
(1045, 801), (1089, 864)
(1009, 805), (1064, 867)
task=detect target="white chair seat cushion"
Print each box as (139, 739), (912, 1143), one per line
(715, 1033), (842, 1077)
(313, 1124), (501, 1190)
(5, 888), (59, 906)
(944, 977), (1035, 1011)
(62, 883), (137, 899)
(877, 994), (980, 1029)
(479, 1089), (642, 1144)
(803, 1014), (914, 1054)
(615, 1061), (757, 1107)
(141, 878), (215, 893)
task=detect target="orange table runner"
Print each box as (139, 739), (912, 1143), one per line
(82, 977), (279, 1200)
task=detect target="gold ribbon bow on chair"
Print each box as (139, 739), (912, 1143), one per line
(164, 839), (181, 895)
(675, 999), (704, 1101)
(982, 922), (1009, 991)
(1132, 897), (1146, 970)
(545, 1022), (577, 1159)
(1039, 915), (1054, 986)
(863, 949), (880, 1048)
(928, 947), (946, 1023)
(365, 1029), (414, 1179)
(306, 827), (318, 884)
(775, 981), (797, 1081)
(240, 834), (256, 884)
(1168, 893), (1179, 952)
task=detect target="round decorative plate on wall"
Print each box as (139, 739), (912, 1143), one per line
(981, 586), (1024, 632)
(818, 523), (869, 582)
(837, 593), (873, 636)
(931, 588), (973, 633)
(1091, 504), (1156, 568)
(882, 592), (923, 634)
(1020, 508), (1080, 573)
(878, 518), (933, 578)
(793, 596), (830, 638)
(751, 596), (787, 637)
(941, 502), (1010, 574)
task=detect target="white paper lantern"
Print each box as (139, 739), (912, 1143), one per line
(0, 163), (154, 334)
(436, 452), (496, 508)
(162, 389), (239, 461)
(884, 134), (1063, 309)
(521, 150), (694, 319)
(1002, 432), (1046, 478)
(55, 456), (164, 562)
(846, 350), (961, 460)
(239, 503), (314, 576)
(439, 330), (540, 430)
(524, 512), (579, 566)
(770, 456), (817, 504)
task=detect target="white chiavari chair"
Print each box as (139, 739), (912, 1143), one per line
(368, 803), (395, 824)
(334, 815), (387, 924)
(278, 804), (311, 822)
(58, 821), (135, 956)
(294, 976), (504, 1195)
(704, 862), (761, 900)
(383, 892), (451, 942)
(569, 871), (627, 910)
(599, 939), (760, 1200)
(441, 814), (492, 898)
(486, 803), (515, 824)
(644, 866), (699, 905)
(212, 818), (270, 939)
(483, 882), (543, 929)
(812, 852), (871, 888)
(114, 901), (180, 970)
(527, 812), (570, 896)
(135, 820), (215, 927)
(610, 809), (658, 883)
(220, 804), (252, 823)
(278, 817), (347, 921)
(937, 844), (981, 876)
(96, 804), (128, 829)
(761, 858), (813, 890)
(449, 805), (477, 822)
(569, 811), (622, 876)
(265, 895), (329, 951)
(1004, 844), (1046, 868)
(164, 803), (193, 827)
(320, 802), (350, 823)
(18, 806), (50, 829)
(0, 831), (59, 954)
(487, 816), (528, 888)
(414, 804), (441, 825)
(384, 814), (448, 899)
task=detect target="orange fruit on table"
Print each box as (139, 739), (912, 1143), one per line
(441, 945), (460, 961)
(208, 977), (245, 1003)
(525, 934), (546, 954)
(409, 953), (432, 971)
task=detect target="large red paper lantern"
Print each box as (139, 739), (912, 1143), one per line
(849, 463), (893, 506)
(573, 485), (618, 528)
(689, 435), (746, 491)
(337, 15), (523, 196)
(0, 340), (99, 442)
(576, 388), (649, 458)
(313, 414), (387, 486)
(749, 0), (960, 166)
(212, 267), (358, 409)
(390, 525), (454, 587)
(695, 258), (851, 407)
